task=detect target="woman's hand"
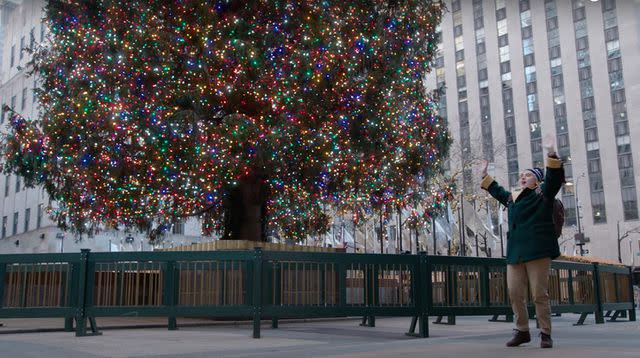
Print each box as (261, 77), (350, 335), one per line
(542, 133), (556, 155)
(479, 159), (489, 178)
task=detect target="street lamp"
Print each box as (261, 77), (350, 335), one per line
(565, 173), (586, 256)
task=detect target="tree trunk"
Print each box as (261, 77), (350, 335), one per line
(222, 172), (266, 242)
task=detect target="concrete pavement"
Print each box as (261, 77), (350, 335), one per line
(0, 313), (638, 357)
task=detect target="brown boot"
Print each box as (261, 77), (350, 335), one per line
(540, 332), (553, 348)
(506, 329), (531, 347)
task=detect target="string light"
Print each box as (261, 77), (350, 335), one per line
(3, 0), (451, 240)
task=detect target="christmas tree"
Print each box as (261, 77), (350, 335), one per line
(4, 0), (450, 242)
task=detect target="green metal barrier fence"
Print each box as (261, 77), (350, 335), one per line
(0, 249), (635, 338)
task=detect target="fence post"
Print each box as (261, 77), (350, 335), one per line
(75, 249), (101, 336)
(0, 261), (5, 328)
(419, 252), (430, 337)
(252, 247), (263, 338)
(592, 263), (604, 324)
(628, 266), (636, 322)
(481, 264), (490, 309)
(0, 261), (5, 310)
(164, 260), (177, 330)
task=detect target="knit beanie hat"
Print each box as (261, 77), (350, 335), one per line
(526, 167), (544, 182)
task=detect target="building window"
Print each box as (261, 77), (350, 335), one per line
(30, 27), (35, 49)
(21, 88), (27, 110)
(573, 6), (586, 21)
(496, 8), (507, 21)
(612, 89), (625, 103)
(578, 67), (591, 81)
(576, 36), (589, 51)
(15, 176), (20, 192)
(13, 212), (18, 236)
(478, 68), (488, 81)
(1, 216), (6, 239)
(585, 128), (599, 143)
(1, 104), (5, 124)
(615, 121), (629, 136)
(552, 74), (563, 88)
(500, 61), (511, 74)
(602, 0), (616, 11)
(605, 27), (619, 42)
(607, 57), (621, 73)
(11, 95), (16, 110)
(4, 175), (9, 197)
(591, 191), (607, 224)
(37, 204), (43, 229)
(622, 187), (638, 220)
(607, 40), (620, 58)
(498, 34), (509, 47)
(172, 221), (185, 235)
(454, 25), (463, 37)
(499, 45), (510, 62)
(20, 36), (25, 60)
(24, 208), (30, 232)
(549, 45), (561, 59)
(524, 53), (535, 67)
(509, 173), (519, 188)
(474, 17), (484, 30)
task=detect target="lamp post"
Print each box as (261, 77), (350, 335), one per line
(566, 173), (585, 256)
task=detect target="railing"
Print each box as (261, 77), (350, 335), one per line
(0, 249), (635, 338)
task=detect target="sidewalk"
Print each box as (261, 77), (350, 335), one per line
(0, 313), (638, 357)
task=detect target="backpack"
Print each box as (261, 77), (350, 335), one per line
(551, 198), (564, 239)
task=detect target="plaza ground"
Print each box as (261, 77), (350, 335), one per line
(0, 312), (638, 357)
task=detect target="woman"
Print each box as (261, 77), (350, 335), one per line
(480, 135), (564, 349)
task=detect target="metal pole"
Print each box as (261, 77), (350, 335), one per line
(457, 205), (462, 256)
(364, 223), (367, 254)
(576, 178), (584, 256)
(617, 220), (622, 264)
(483, 233), (490, 257)
(398, 207), (403, 253)
(379, 209), (384, 254)
(473, 200), (478, 256)
(432, 217), (437, 256)
(353, 223), (357, 253)
(460, 192), (466, 256)
(499, 224), (504, 257)
(409, 222), (413, 254)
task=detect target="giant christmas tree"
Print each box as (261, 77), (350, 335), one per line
(4, 0), (450, 242)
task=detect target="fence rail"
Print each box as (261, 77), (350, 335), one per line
(0, 249), (635, 338)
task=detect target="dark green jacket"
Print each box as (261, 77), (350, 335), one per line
(481, 156), (564, 264)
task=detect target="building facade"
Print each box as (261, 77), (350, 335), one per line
(428, 0), (640, 264)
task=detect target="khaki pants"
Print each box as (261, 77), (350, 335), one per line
(507, 257), (552, 335)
